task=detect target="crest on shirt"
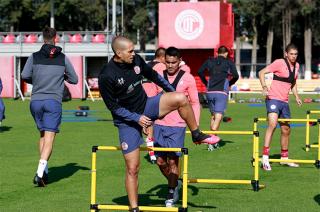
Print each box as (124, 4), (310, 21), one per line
(270, 104), (276, 110)
(118, 78), (125, 85)
(121, 142), (128, 151)
(134, 66), (141, 74)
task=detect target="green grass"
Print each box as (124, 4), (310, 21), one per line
(0, 98), (319, 212)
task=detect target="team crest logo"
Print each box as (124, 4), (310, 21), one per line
(118, 78), (125, 85)
(121, 142), (128, 151)
(134, 66), (141, 74)
(175, 9), (204, 40)
(270, 104), (276, 110)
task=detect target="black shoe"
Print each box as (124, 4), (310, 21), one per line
(129, 207), (139, 212)
(33, 174), (46, 187)
(43, 172), (48, 184)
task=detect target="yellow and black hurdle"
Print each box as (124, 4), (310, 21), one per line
(253, 117), (320, 169)
(90, 146), (189, 212)
(305, 110), (320, 151)
(186, 130), (263, 191)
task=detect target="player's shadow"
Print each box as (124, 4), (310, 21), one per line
(269, 153), (281, 159)
(47, 163), (90, 184)
(0, 126), (12, 133)
(217, 139), (233, 148)
(314, 194), (320, 205)
(112, 183), (216, 209)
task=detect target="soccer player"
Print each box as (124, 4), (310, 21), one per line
(198, 46), (239, 151)
(98, 36), (219, 212)
(258, 43), (302, 171)
(151, 47), (202, 207)
(0, 77), (5, 126)
(21, 27), (78, 186)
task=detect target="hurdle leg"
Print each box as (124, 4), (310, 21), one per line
(90, 146), (98, 212)
(252, 132), (260, 191)
(316, 123), (320, 169)
(181, 149), (188, 211)
(306, 112), (310, 152)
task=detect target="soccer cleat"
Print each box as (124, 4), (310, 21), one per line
(208, 143), (220, 151)
(261, 158), (272, 171)
(129, 207), (140, 212)
(173, 179), (182, 203)
(279, 157), (299, 168)
(33, 174), (46, 187)
(43, 172), (48, 184)
(165, 199), (174, 207)
(192, 132), (221, 145)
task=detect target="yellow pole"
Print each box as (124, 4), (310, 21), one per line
(263, 159), (316, 163)
(257, 118), (318, 122)
(186, 130), (254, 135)
(182, 154), (188, 209)
(306, 112), (310, 152)
(253, 120), (258, 162)
(90, 150), (97, 212)
(310, 110), (320, 114)
(97, 205), (179, 211)
(188, 179), (251, 184)
(318, 123), (320, 161)
(254, 134), (259, 182)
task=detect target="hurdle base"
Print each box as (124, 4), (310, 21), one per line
(90, 204), (99, 211)
(251, 180), (259, 192)
(315, 160), (320, 169)
(305, 144), (310, 152)
(178, 208), (188, 212)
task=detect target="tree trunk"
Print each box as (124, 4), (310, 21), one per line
(266, 21), (274, 65)
(282, 8), (292, 54)
(304, 14), (312, 80)
(250, 17), (257, 78)
(235, 36), (241, 77)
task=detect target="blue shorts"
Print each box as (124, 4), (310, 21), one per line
(117, 123), (144, 154)
(153, 124), (186, 157)
(266, 99), (291, 118)
(143, 93), (162, 121)
(30, 100), (62, 133)
(117, 94), (162, 155)
(206, 93), (228, 114)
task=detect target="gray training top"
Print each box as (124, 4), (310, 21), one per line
(21, 44), (78, 103)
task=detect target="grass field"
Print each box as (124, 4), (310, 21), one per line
(0, 98), (319, 212)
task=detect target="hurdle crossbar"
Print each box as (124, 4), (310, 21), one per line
(90, 146), (189, 212)
(186, 130), (262, 191)
(253, 117), (320, 169)
(306, 110), (320, 152)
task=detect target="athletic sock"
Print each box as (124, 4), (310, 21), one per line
(45, 163), (48, 174)
(263, 146), (270, 156)
(191, 129), (201, 138)
(281, 149), (288, 158)
(36, 159), (47, 178)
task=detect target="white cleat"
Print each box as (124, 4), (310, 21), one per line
(279, 157), (299, 168)
(261, 157), (272, 171)
(165, 199), (174, 207)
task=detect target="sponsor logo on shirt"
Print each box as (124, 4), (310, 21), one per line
(118, 78), (125, 85)
(270, 104), (276, 110)
(134, 66), (141, 74)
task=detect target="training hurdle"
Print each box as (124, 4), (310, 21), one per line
(186, 130), (262, 191)
(306, 110), (320, 151)
(90, 146), (189, 212)
(253, 118), (320, 169)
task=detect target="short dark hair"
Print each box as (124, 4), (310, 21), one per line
(165, 46), (181, 58)
(42, 27), (56, 41)
(155, 47), (166, 58)
(218, 46), (229, 54)
(285, 43), (298, 53)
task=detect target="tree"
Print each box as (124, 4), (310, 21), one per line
(298, 0), (316, 79)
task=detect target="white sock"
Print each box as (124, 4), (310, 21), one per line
(45, 163), (48, 174)
(262, 155), (269, 161)
(36, 159), (47, 178)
